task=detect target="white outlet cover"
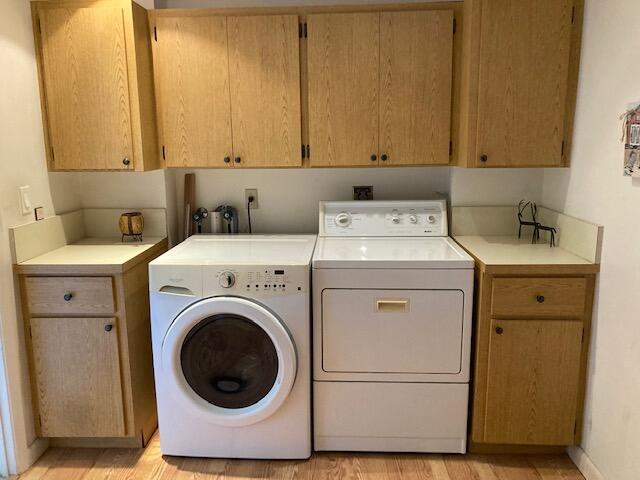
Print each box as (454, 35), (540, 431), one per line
(245, 188), (259, 209)
(19, 186), (31, 215)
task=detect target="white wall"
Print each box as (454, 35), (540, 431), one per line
(0, 0), (54, 473)
(542, 1), (640, 479)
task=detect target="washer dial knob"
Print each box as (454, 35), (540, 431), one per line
(427, 215), (437, 224)
(408, 214), (418, 224)
(335, 212), (352, 228)
(219, 271), (235, 288)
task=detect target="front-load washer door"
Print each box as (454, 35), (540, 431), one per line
(162, 296), (297, 427)
(322, 289), (464, 374)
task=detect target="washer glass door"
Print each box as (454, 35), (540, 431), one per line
(162, 297), (297, 427)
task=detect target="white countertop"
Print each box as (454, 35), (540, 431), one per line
(453, 235), (596, 268)
(18, 237), (166, 269)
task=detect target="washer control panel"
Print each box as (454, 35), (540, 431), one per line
(320, 200), (448, 237)
(203, 265), (308, 296)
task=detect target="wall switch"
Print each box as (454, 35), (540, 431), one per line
(19, 186), (32, 215)
(245, 188), (259, 209)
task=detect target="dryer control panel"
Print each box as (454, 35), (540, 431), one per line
(319, 200), (448, 237)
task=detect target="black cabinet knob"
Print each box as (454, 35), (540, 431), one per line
(122, 157), (130, 166)
(63, 292), (73, 302)
(536, 295), (545, 303)
(381, 154), (388, 161)
(480, 154), (488, 163)
(234, 157), (241, 164)
(223, 157), (231, 164)
(104, 324), (113, 332)
(370, 154), (377, 161)
(495, 326), (504, 335)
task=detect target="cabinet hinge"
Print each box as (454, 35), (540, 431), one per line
(29, 326), (32, 339)
(299, 22), (307, 38)
(574, 420), (578, 436)
(37, 414), (42, 428)
(449, 141), (453, 156)
(154, 26), (157, 42)
(453, 18), (457, 34)
(301, 144), (306, 159)
(561, 140), (565, 157)
(37, 16), (42, 34)
(571, 5), (575, 24)
(298, 23), (303, 38)
(162, 145), (166, 160)
(306, 144), (310, 159)
(50, 146), (55, 161)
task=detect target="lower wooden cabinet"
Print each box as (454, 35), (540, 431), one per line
(19, 248), (165, 446)
(30, 317), (125, 438)
(470, 271), (595, 450)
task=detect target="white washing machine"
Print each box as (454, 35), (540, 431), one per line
(313, 200), (474, 453)
(149, 235), (316, 459)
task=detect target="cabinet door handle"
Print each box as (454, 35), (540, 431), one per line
(122, 157), (131, 166)
(63, 292), (73, 302)
(223, 156), (231, 164)
(536, 295), (545, 303)
(381, 154), (388, 161)
(104, 324), (113, 332)
(370, 154), (377, 161)
(234, 157), (241, 164)
(480, 154), (488, 163)
(495, 326), (504, 335)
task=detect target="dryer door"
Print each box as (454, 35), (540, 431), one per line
(162, 296), (297, 427)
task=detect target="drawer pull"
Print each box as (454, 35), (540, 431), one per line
(495, 326), (504, 335)
(104, 324), (113, 332)
(63, 292), (73, 302)
(536, 295), (545, 303)
(376, 299), (409, 313)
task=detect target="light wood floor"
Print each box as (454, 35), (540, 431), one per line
(17, 433), (584, 479)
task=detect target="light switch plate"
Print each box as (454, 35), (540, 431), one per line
(19, 186), (31, 215)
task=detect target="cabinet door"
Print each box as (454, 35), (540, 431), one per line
(30, 317), (125, 437)
(227, 15), (301, 167)
(475, 0), (573, 167)
(380, 11), (453, 166)
(154, 16), (233, 168)
(484, 318), (583, 444)
(308, 13), (379, 167)
(39, 7), (133, 170)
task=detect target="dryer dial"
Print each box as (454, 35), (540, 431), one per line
(335, 212), (352, 228)
(219, 271), (236, 288)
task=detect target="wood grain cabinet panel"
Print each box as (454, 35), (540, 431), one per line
(380, 11), (453, 166)
(154, 15), (232, 168)
(484, 318), (583, 445)
(491, 277), (586, 318)
(30, 317), (125, 437)
(25, 276), (115, 316)
(33, 0), (160, 171)
(474, 0), (574, 167)
(307, 13), (380, 167)
(38, 6), (133, 170)
(228, 15), (302, 167)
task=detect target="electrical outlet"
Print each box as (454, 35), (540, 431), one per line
(353, 186), (373, 200)
(19, 186), (32, 215)
(245, 188), (259, 209)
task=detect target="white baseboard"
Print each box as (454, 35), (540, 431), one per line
(567, 446), (605, 480)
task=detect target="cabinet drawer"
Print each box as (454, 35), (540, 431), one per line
(25, 277), (115, 315)
(491, 277), (586, 318)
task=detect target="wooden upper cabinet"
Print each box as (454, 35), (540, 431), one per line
(227, 15), (302, 168)
(483, 318), (583, 445)
(33, 0), (159, 171)
(380, 11), (453, 166)
(460, 0), (579, 167)
(307, 13), (380, 167)
(153, 16), (233, 168)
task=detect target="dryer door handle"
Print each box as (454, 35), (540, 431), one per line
(376, 299), (409, 313)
